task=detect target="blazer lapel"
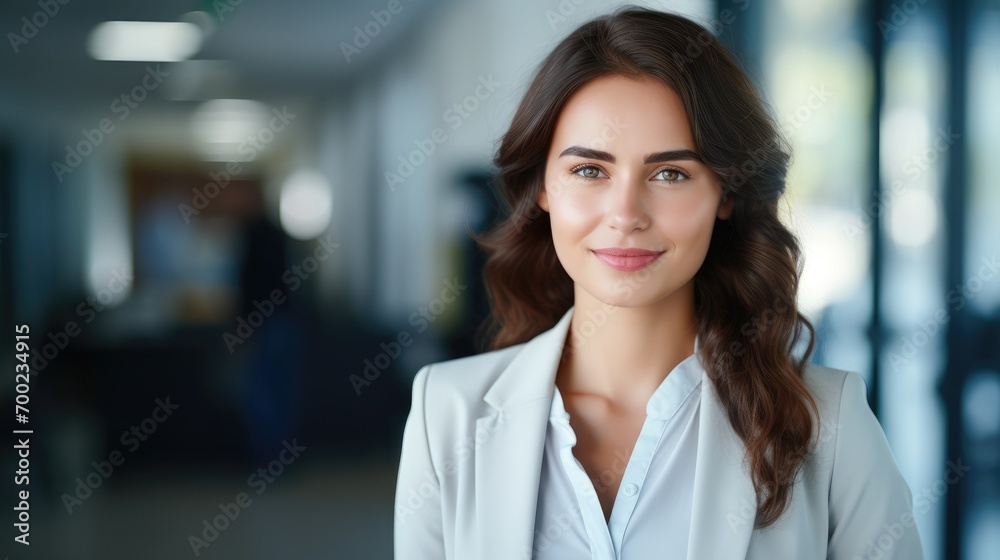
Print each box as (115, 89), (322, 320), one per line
(686, 361), (757, 559)
(473, 307), (574, 560)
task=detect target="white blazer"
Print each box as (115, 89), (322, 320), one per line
(394, 306), (924, 559)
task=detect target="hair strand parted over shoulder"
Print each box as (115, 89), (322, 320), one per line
(470, 5), (818, 529)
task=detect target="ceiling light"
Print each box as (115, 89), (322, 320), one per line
(88, 21), (202, 62)
(190, 99), (271, 161)
(280, 170), (333, 241)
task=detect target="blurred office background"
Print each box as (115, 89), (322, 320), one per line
(0, 0), (996, 558)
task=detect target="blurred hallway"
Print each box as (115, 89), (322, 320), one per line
(1, 0), (998, 558)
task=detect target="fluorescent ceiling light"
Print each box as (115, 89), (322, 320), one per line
(88, 21), (202, 62)
(191, 99), (271, 161)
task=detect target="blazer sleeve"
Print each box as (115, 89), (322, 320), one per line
(827, 371), (924, 559)
(394, 365), (446, 559)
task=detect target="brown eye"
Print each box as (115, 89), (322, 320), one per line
(655, 168), (688, 182)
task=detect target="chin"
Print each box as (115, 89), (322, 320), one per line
(586, 285), (663, 309)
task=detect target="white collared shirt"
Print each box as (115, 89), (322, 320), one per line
(530, 349), (704, 559)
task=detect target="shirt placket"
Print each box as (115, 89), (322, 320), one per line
(552, 388), (666, 560)
(605, 416), (666, 554)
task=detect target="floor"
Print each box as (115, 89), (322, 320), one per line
(17, 453), (398, 560)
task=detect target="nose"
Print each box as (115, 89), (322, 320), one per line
(606, 180), (650, 233)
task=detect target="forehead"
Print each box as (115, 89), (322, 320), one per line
(549, 74), (696, 153)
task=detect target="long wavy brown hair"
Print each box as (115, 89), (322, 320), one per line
(470, 5), (819, 528)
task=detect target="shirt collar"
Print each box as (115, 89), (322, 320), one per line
(645, 348), (703, 420)
(549, 334), (704, 422)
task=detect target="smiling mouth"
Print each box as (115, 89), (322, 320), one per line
(590, 250), (664, 272)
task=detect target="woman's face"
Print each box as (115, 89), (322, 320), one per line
(539, 74), (733, 308)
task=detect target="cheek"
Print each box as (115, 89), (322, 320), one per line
(546, 198), (602, 271)
(655, 194), (719, 242)
(552, 197), (597, 222)
(548, 211), (589, 255)
(546, 188), (602, 231)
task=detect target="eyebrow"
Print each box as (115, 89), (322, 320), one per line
(557, 146), (704, 164)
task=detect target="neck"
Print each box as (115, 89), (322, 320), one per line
(557, 282), (698, 408)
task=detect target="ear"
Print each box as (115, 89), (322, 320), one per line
(537, 188), (549, 212)
(717, 191), (734, 220)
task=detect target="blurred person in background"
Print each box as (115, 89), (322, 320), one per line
(234, 185), (304, 464)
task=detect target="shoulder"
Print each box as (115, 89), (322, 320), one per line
(800, 362), (904, 479)
(800, 361), (854, 421)
(798, 367), (923, 555)
(799, 362), (870, 446)
(409, 342), (526, 419)
(799, 361), (878, 425)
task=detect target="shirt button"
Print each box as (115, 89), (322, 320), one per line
(623, 483), (638, 496)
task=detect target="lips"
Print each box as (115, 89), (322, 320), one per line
(591, 248), (664, 272)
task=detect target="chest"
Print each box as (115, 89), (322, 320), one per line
(561, 395), (648, 521)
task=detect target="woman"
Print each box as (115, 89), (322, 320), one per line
(394, 6), (923, 559)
